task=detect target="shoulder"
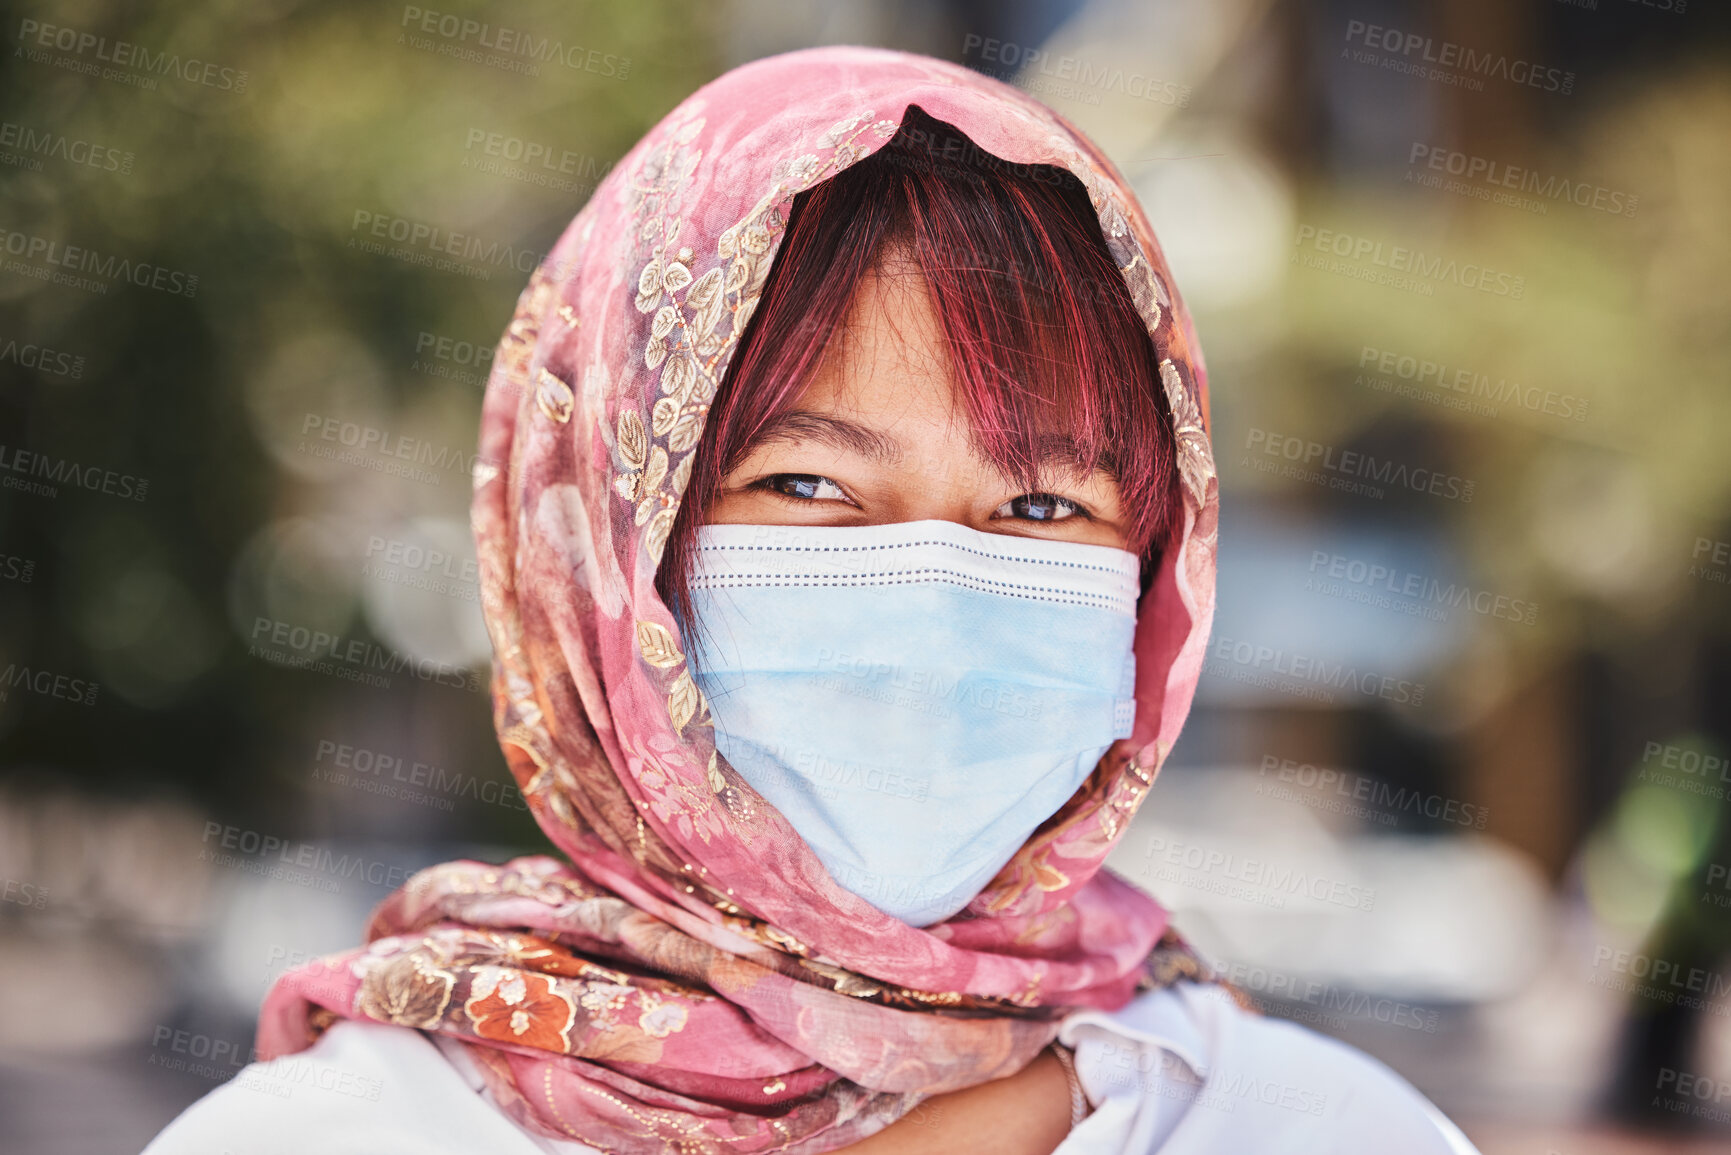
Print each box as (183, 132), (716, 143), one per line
(1058, 983), (1480, 1155)
(140, 1020), (586, 1155)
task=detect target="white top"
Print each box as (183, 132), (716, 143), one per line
(142, 982), (1479, 1154)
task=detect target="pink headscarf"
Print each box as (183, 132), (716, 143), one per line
(259, 46), (1218, 1153)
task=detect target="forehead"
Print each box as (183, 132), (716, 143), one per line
(763, 251), (1107, 481)
(803, 249), (957, 418)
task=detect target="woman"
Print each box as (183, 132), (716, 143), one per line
(146, 47), (1478, 1154)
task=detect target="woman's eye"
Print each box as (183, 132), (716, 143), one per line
(762, 474), (850, 502)
(994, 492), (1086, 522)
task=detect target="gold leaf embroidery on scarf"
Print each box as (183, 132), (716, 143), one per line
(497, 272), (551, 384)
(644, 506), (678, 565)
(667, 669), (701, 733)
(306, 1005), (339, 1039)
(621, 105), (893, 568)
(616, 408), (648, 471)
(1101, 746), (1160, 840)
(650, 395), (679, 435)
(1159, 358), (1215, 508)
(357, 952), (455, 1030)
(668, 453), (694, 497)
(661, 260), (694, 295)
(761, 925), (809, 957)
(719, 784), (753, 824)
(635, 256), (664, 314)
(536, 368), (575, 424)
(573, 958), (635, 986)
(577, 980), (633, 1027)
(686, 267), (725, 342)
(816, 115), (865, 149)
(798, 958), (882, 998)
(1009, 971), (1045, 1008)
(633, 449), (669, 526)
(1119, 252), (1163, 332)
(500, 728), (553, 796)
(635, 990), (690, 1038)
(635, 620), (685, 667)
(667, 408), (705, 453)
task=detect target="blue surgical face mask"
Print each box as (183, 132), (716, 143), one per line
(682, 518), (1139, 926)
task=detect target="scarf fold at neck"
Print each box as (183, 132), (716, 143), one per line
(258, 45), (1219, 1154)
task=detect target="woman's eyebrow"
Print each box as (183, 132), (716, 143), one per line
(749, 412), (1118, 480)
(750, 410), (906, 464)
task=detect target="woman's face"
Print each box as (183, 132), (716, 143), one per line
(704, 246), (1133, 550)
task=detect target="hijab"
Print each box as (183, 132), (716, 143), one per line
(258, 45), (1219, 1153)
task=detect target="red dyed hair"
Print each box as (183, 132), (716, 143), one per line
(656, 107), (1182, 624)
